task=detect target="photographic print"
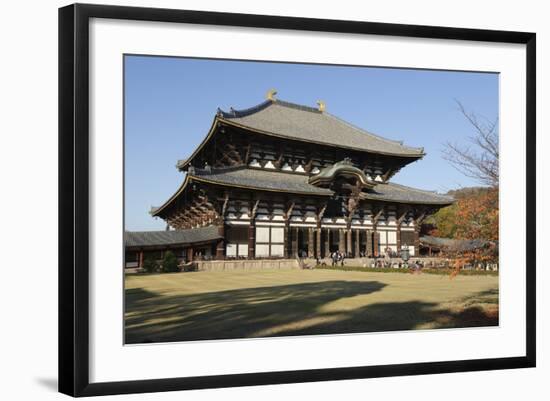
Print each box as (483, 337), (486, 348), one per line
(123, 56), (500, 344)
(59, 5), (535, 395)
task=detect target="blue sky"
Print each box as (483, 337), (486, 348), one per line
(125, 55), (499, 231)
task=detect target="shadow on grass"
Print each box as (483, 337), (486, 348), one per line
(125, 281), (497, 344)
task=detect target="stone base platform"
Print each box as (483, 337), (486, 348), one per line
(194, 257), (449, 272)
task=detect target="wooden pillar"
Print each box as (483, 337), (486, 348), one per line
(215, 225), (225, 259)
(324, 228), (331, 258)
(396, 224), (402, 252)
(373, 228), (379, 257)
(284, 222), (290, 258)
(365, 230), (372, 257)
(338, 229), (346, 253)
(308, 227), (315, 258)
(346, 229), (352, 256)
(248, 222), (256, 259)
(138, 250), (144, 268)
(316, 227), (322, 259)
(292, 226), (298, 257)
(354, 229), (360, 258)
(186, 247), (194, 262)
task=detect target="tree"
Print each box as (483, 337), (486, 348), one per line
(443, 101), (499, 187)
(430, 187), (498, 241)
(142, 255), (158, 273)
(428, 202), (458, 238)
(162, 250), (179, 273)
(453, 188), (498, 241)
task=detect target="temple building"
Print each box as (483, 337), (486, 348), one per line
(125, 92), (453, 267)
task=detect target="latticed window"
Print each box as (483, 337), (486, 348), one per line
(400, 231), (415, 246)
(225, 226), (248, 258)
(255, 226), (285, 257)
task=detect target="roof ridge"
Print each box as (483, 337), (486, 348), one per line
(273, 99), (322, 114)
(323, 111), (423, 153)
(219, 98), (323, 119)
(217, 100), (273, 118)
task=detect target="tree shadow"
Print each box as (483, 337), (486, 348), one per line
(125, 280), (386, 343)
(125, 282), (498, 344)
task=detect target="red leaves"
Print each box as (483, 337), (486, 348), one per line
(432, 188), (498, 242)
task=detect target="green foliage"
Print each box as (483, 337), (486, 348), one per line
(142, 256), (158, 273)
(430, 203), (459, 238)
(162, 250), (179, 273)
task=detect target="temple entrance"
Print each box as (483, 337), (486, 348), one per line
(297, 228), (308, 257)
(290, 227), (318, 258)
(289, 227), (306, 257)
(329, 229), (340, 253)
(320, 229), (327, 258)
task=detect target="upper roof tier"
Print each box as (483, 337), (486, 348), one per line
(217, 99), (425, 157)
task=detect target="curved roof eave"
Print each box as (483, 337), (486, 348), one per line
(309, 160), (376, 189)
(177, 116), (222, 171)
(179, 114), (425, 172)
(150, 174), (192, 217)
(219, 118), (426, 158)
(151, 171), (334, 218)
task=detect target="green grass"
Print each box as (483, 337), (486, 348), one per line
(125, 269), (498, 344)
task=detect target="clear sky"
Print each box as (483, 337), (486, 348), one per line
(124, 55), (499, 231)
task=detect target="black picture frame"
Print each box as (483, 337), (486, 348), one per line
(59, 3), (536, 397)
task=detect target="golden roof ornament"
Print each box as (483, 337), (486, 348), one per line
(266, 89), (277, 101)
(317, 100), (326, 112)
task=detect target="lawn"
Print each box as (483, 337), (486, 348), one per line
(125, 269), (498, 344)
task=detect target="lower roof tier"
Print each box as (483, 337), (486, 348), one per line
(192, 167), (453, 204)
(125, 226), (222, 248)
(151, 167), (454, 218)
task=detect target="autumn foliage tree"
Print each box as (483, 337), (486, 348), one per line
(432, 101), (499, 274)
(430, 188), (498, 241)
(434, 100), (499, 243)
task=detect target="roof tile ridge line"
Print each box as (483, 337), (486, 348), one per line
(218, 99), (273, 118)
(385, 181), (453, 197)
(323, 111), (424, 153)
(273, 99), (322, 114)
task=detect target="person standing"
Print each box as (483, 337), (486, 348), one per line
(331, 251), (338, 267)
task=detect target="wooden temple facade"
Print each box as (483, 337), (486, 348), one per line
(133, 93), (453, 264)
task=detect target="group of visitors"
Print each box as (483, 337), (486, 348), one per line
(370, 258), (424, 269)
(330, 250), (347, 266)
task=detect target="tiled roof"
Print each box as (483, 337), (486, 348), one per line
(191, 167), (453, 205)
(361, 182), (455, 205)
(190, 167), (333, 195)
(218, 99), (424, 157)
(125, 226), (221, 248)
